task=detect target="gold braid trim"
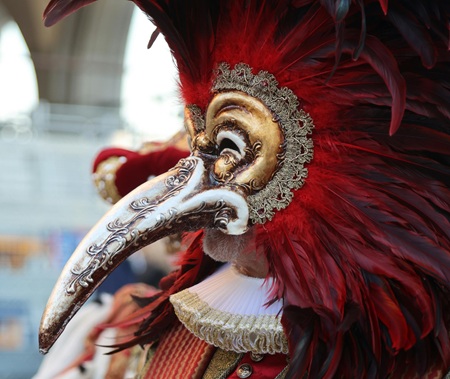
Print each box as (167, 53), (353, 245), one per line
(170, 289), (288, 355)
(202, 349), (243, 379)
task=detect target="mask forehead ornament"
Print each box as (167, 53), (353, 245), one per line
(186, 63), (314, 224)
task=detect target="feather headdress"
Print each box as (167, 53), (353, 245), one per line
(43, 1), (450, 377)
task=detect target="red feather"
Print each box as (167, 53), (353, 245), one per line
(43, 0), (97, 26)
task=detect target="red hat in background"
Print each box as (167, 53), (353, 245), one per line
(92, 133), (189, 203)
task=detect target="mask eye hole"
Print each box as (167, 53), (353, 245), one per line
(216, 130), (246, 159)
(219, 138), (239, 153)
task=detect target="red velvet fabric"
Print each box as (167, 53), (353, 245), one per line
(93, 146), (189, 197)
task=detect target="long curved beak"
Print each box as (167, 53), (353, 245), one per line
(39, 156), (248, 353)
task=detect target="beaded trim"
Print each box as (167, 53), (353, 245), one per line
(213, 63), (314, 224)
(170, 289), (288, 355)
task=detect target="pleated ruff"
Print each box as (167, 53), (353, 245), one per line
(170, 264), (287, 354)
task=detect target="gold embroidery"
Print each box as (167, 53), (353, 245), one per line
(92, 156), (125, 204)
(170, 289), (288, 355)
(202, 348), (243, 379)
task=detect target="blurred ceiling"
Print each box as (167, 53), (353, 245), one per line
(0, 0), (134, 106)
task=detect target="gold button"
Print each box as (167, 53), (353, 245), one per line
(250, 352), (264, 362)
(236, 363), (253, 378)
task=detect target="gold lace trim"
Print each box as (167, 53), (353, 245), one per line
(170, 289), (288, 355)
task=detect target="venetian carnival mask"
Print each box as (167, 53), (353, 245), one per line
(39, 62), (314, 353)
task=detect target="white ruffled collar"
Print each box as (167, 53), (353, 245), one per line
(169, 264), (288, 354)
